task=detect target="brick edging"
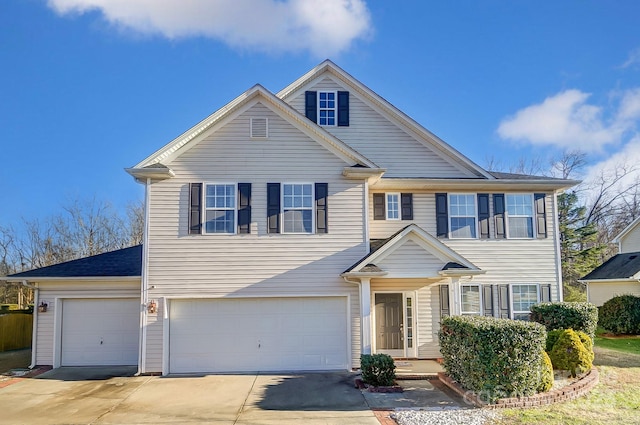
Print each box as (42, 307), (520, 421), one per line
(438, 368), (599, 408)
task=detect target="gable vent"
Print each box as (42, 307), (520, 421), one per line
(250, 118), (268, 138)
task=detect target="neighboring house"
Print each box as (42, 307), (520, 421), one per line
(4, 61), (576, 374)
(581, 217), (640, 306)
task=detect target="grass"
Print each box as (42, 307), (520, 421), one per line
(494, 343), (640, 425)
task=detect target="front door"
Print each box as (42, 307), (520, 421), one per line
(374, 293), (404, 357)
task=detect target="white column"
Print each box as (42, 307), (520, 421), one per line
(360, 278), (372, 355)
(449, 277), (461, 316)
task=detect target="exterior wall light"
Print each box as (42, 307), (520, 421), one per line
(37, 301), (48, 313)
(147, 300), (157, 314)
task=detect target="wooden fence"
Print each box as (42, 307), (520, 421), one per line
(0, 313), (33, 351)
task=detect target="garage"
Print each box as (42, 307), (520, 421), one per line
(169, 297), (349, 373)
(61, 299), (140, 366)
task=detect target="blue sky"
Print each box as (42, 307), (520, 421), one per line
(1, 0), (639, 227)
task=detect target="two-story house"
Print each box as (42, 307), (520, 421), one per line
(6, 61), (576, 374)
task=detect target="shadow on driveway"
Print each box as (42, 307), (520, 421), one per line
(36, 366), (137, 381)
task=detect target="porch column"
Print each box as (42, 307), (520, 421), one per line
(360, 277), (372, 355)
(449, 277), (461, 315)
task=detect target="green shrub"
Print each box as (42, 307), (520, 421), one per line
(599, 295), (640, 335)
(549, 329), (592, 377)
(538, 351), (554, 392)
(360, 354), (396, 387)
(439, 315), (547, 403)
(546, 328), (594, 362)
(530, 302), (598, 338)
(576, 330), (595, 363)
(546, 329), (563, 353)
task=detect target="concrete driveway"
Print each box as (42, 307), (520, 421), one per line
(0, 367), (380, 425)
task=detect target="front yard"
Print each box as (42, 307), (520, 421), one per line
(496, 339), (640, 425)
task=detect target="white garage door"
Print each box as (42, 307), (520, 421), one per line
(169, 297), (349, 373)
(61, 299), (139, 366)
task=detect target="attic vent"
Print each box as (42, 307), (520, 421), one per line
(250, 118), (268, 138)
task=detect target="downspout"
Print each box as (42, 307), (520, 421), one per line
(136, 177), (151, 376)
(21, 280), (38, 369)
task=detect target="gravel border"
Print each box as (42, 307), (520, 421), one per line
(392, 409), (499, 425)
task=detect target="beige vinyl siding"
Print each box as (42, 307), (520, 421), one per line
(588, 281), (640, 306)
(377, 238), (447, 277)
(32, 280), (140, 366)
(287, 77), (476, 179)
(620, 225), (640, 253)
(145, 102), (366, 371)
(370, 192), (561, 301)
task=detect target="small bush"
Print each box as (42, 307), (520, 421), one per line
(546, 329), (563, 353)
(549, 329), (592, 378)
(439, 315), (547, 403)
(546, 328), (594, 362)
(538, 351), (554, 392)
(599, 295), (640, 335)
(360, 354), (396, 387)
(530, 302), (598, 338)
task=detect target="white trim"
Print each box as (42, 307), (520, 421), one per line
(317, 91), (337, 127)
(505, 193), (536, 239)
(552, 192), (563, 301)
(203, 182), (238, 235)
(29, 283), (38, 368)
(448, 193), (478, 239)
(613, 216), (640, 246)
(385, 193), (400, 220)
(139, 178), (151, 375)
(370, 178), (578, 191)
(460, 284), (482, 315)
(360, 278), (372, 355)
(509, 283), (539, 320)
(281, 182), (315, 235)
(363, 182), (370, 252)
(371, 290), (418, 358)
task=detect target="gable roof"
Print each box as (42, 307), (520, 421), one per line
(277, 60), (494, 180)
(612, 216), (640, 245)
(5, 245), (142, 280)
(128, 84), (380, 176)
(343, 224), (482, 276)
(580, 251), (640, 281)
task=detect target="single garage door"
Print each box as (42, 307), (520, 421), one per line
(61, 299), (139, 366)
(169, 297), (349, 373)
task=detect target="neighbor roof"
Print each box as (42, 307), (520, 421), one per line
(581, 251), (640, 281)
(6, 245), (142, 279)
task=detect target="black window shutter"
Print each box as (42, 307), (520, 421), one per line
(401, 193), (413, 220)
(237, 183), (251, 234)
(498, 284), (510, 319)
(305, 91), (317, 123)
(373, 193), (385, 220)
(493, 194), (506, 239)
(540, 284), (551, 302)
(267, 183), (281, 234)
(315, 183), (328, 234)
(440, 285), (450, 318)
(189, 183), (202, 235)
(478, 194), (490, 239)
(337, 91), (349, 126)
(483, 285), (494, 317)
(435, 193), (448, 238)
(534, 193), (547, 239)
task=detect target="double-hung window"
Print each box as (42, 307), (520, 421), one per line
(506, 194), (534, 238)
(282, 183), (313, 234)
(449, 194), (477, 238)
(204, 184), (236, 234)
(386, 193), (400, 220)
(461, 285), (481, 315)
(511, 284), (538, 320)
(318, 92), (336, 126)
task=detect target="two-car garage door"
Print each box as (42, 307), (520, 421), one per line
(169, 297), (349, 373)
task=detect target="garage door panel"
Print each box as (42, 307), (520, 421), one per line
(61, 299), (139, 366)
(169, 297), (348, 373)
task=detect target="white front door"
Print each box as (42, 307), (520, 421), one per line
(168, 297), (349, 373)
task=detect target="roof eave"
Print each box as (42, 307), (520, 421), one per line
(3, 276), (141, 282)
(125, 167), (175, 181)
(341, 271), (389, 278)
(371, 178), (579, 191)
(438, 269), (486, 277)
(342, 166), (386, 179)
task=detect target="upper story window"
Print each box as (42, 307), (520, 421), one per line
(449, 194), (477, 238)
(511, 284), (538, 320)
(204, 184), (236, 234)
(318, 92), (336, 126)
(461, 285), (481, 315)
(506, 194), (534, 238)
(386, 193), (400, 220)
(282, 183), (313, 234)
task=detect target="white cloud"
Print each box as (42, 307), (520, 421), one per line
(620, 47), (640, 69)
(46, 0), (372, 57)
(497, 89), (640, 152)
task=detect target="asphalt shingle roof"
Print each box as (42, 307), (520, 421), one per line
(7, 245), (142, 278)
(581, 251), (640, 280)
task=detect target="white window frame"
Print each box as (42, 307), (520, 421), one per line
(281, 183), (315, 234)
(460, 284), (482, 315)
(250, 117), (268, 138)
(448, 193), (478, 239)
(203, 183), (237, 235)
(510, 284), (539, 320)
(386, 193), (400, 220)
(505, 193), (535, 239)
(317, 91), (337, 126)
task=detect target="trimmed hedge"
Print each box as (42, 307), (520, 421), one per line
(549, 329), (592, 378)
(439, 315), (547, 403)
(360, 354), (396, 387)
(530, 302), (598, 338)
(599, 295), (640, 335)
